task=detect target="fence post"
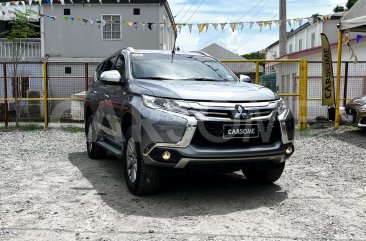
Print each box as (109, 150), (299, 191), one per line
(335, 30), (343, 129)
(302, 60), (308, 129)
(3, 63), (8, 127)
(298, 60), (304, 129)
(84, 62), (89, 91)
(343, 62), (349, 107)
(255, 61), (260, 85)
(43, 62), (48, 128)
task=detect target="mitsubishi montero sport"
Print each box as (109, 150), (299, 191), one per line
(84, 48), (295, 194)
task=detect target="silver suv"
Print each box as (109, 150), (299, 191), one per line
(85, 48), (295, 194)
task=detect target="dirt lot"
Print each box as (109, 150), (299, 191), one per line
(0, 127), (365, 240)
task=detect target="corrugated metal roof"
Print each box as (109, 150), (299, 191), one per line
(200, 43), (262, 73)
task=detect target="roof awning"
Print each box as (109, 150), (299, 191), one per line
(340, 0), (366, 32)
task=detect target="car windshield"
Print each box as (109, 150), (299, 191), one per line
(130, 53), (237, 82)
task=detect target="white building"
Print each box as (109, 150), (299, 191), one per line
(264, 15), (366, 121)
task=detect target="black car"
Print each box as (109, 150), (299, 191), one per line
(84, 48), (295, 194)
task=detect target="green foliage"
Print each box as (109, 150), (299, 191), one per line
(242, 51), (265, 60)
(333, 5), (346, 13)
(2, 9), (39, 42)
(0, 124), (43, 132)
(346, 0), (358, 10)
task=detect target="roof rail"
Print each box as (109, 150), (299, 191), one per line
(190, 51), (211, 57)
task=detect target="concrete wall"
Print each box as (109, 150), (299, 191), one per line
(43, 3), (174, 58)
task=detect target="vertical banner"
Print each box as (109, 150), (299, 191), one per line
(321, 33), (335, 106)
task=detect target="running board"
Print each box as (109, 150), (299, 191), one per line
(97, 141), (123, 156)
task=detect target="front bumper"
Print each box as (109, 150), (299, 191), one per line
(139, 102), (295, 169)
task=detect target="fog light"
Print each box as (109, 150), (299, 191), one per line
(285, 146), (294, 155)
(162, 151), (171, 161)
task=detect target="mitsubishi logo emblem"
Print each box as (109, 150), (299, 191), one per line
(233, 105), (250, 119)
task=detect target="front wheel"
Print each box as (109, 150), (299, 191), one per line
(242, 162), (285, 184)
(123, 128), (160, 195)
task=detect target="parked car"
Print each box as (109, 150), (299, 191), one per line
(84, 48), (295, 195)
(345, 96), (366, 128)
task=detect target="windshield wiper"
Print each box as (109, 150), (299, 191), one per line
(186, 78), (226, 81)
(138, 77), (175, 80)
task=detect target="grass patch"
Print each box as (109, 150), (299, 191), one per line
(0, 124), (43, 132)
(61, 126), (85, 133)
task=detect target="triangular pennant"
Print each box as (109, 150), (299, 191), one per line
(356, 34), (363, 44)
(249, 22), (254, 29)
(64, 17), (69, 22)
(238, 22), (244, 31)
(198, 23), (205, 33)
(70, 17), (75, 22)
(76, 18), (81, 22)
(287, 19), (292, 28)
(188, 24), (193, 34)
(298, 18), (303, 26)
(268, 21), (272, 30)
(230, 23), (237, 32)
(127, 21), (133, 27)
(205, 23), (209, 32)
(90, 19), (94, 25)
(212, 23), (218, 30)
(257, 21), (263, 31)
(82, 18), (88, 24)
(264, 21), (268, 29)
(177, 24), (182, 33)
(220, 23), (226, 31)
(134, 22), (139, 29)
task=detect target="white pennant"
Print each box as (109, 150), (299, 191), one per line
(212, 23), (218, 30)
(249, 22), (254, 29)
(238, 22), (244, 31)
(287, 19), (292, 28)
(257, 21), (263, 31)
(220, 23), (226, 31)
(90, 19), (94, 25)
(177, 24), (182, 33)
(268, 21), (272, 30)
(298, 18), (303, 26)
(188, 24), (193, 34)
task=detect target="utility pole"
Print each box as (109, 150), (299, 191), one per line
(279, 0), (287, 57)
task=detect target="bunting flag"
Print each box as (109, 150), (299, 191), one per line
(230, 23), (237, 32)
(238, 22), (244, 31)
(268, 21), (272, 30)
(287, 19), (292, 28)
(249, 22), (254, 29)
(257, 21), (263, 32)
(82, 18), (88, 24)
(198, 23), (205, 33)
(220, 23), (226, 31)
(188, 24), (192, 34)
(356, 35), (362, 44)
(212, 23), (218, 30)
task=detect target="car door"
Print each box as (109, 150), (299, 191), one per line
(95, 55), (119, 138)
(103, 54), (128, 146)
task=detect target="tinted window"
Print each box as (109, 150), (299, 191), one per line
(130, 53), (236, 82)
(102, 55), (118, 72)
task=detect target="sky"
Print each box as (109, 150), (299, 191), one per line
(169, 0), (347, 55)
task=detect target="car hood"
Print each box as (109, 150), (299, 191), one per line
(346, 96), (366, 107)
(133, 80), (278, 101)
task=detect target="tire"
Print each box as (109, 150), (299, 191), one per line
(123, 128), (160, 195)
(242, 162), (285, 184)
(86, 115), (107, 159)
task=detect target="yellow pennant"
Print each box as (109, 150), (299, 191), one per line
(199, 23), (206, 33)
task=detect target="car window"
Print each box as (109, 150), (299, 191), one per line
(130, 53), (237, 82)
(103, 55), (118, 72)
(115, 55), (126, 76)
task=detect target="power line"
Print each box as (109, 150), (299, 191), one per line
(176, 0), (198, 23)
(197, 0), (266, 49)
(183, 0), (206, 23)
(173, 0), (191, 18)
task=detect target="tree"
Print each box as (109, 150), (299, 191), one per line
(1, 9), (39, 127)
(242, 52), (266, 67)
(333, 5), (346, 13)
(346, 0), (358, 10)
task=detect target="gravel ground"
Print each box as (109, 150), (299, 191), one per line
(0, 127), (365, 241)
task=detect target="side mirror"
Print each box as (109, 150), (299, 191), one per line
(100, 70), (121, 83)
(239, 74), (251, 83)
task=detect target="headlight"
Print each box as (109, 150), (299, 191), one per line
(277, 98), (288, 115)
(142, 95), (190, 115)
(360, 104), (366, 111)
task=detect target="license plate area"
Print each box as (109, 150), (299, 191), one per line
(223, 124), (259, 139)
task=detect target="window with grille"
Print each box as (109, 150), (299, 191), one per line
(102, 15), (122, 40)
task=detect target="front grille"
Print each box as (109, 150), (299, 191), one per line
(196, 108), (273, 119)
(191, 120), (281, 148)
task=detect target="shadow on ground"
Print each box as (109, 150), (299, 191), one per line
(333, 128), (366, 149)
(68, 152), (288, 217)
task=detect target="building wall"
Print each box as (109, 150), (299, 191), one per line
(42, 4), (174, 59)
